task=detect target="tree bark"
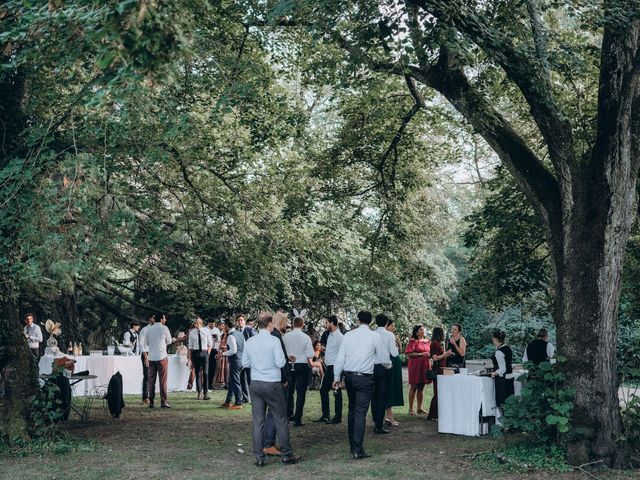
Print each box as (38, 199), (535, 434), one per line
(0, 299), (39, 444)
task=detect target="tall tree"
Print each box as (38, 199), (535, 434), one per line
(258, 0), (640, 465)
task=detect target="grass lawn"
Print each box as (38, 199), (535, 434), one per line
(0, 387), (636, 480)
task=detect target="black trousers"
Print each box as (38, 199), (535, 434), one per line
(240, 367), (251, 403)
(207, 349), (218, 387)
(30, 347), (40, 359)
(320, 365), (342, 421)
(141, 355), (149, 400)
(192, 351), (209, 394)
(371, 364), (390, 429)
(345, 372), (374, 455)
(287, 363), (310, 422)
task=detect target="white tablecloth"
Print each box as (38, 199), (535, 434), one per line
(39, 354), (192, 396)
(438, 374), (497, 436)
(438, 373), (526, 436)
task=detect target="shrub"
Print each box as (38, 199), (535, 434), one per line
(474, 443), (572, 473)
(501, 358), (574, 444)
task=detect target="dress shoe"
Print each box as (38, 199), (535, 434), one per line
(228, 404), (242, 410)
(313, 417), (330, 423)
(263, 446), (282, 456)
(282, 455), (301, 465)
(142, 398), (150, 405)
(148, 402), (155, 408)
(373, 427), (390, 434)
(293, 421), (305, 427)
(353, 452), (371, 460)
(161, 403), (172, 409)
(197, 392), (201, 400)
(328, 418), (342, 424)
(220, 402), (231, 408)
(255, 459), (265, 467)
(202, 395), (210, 400)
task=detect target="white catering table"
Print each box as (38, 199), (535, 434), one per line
(437, 374), (497, 436)
(39, 354), (192, 396)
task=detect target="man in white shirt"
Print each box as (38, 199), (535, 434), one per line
(333, 311), (380, 460)
(141, 313), (173, 408)
(316, 315), (344, 424)
(237, 314), (254, 403)
(188, 317), (213, 400)
(371, 314), (398, 434)
(283, 316), (314, 426)
(207, 320), (222, 389)
(219, 318), (243, 409)
(137, 314), (154, 405)
(522, 328), (556, 365)
(23, 313), (43, 358)
(242, 312), (300, 466)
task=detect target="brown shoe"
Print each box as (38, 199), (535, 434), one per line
(228, 404), (242, 410)
(220, 402), (231, 408)
(263, 446), (282, 456)
(197, 392), (201, 400)
(142, 399), (150, 405)
(282, 455), (301, 465)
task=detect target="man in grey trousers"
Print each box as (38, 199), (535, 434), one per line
(242, 312), (300, 467)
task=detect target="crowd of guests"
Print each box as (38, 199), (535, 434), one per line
(24, 309), (556, 465)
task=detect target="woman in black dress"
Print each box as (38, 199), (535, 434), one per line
(490, 329), (515, 406)
(446, 323), (466, 368)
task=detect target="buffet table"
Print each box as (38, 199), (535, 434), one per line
(39, 354), (192, 396)
(437, 372), (526, 436)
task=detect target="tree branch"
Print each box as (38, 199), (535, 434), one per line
(408, 0), (576, 176)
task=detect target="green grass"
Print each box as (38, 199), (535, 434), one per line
(0, 388), (635, 479)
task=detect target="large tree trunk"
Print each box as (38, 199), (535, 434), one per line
(552, 166), (637, 466)
(0, 299), (39, 443)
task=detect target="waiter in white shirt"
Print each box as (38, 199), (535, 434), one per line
(371, 314), (398, 434)
(207, 319), (222, 388)
(219, 318), (243, 409)
(141, 313), (174, 408)
(242, 312), (300, 466)
(315, 315), (344, 424)
(333, 311), (380, 460)
(283, 316), (314, 426)
(188, 317), (213, 400)
(23, 313), (43, 358)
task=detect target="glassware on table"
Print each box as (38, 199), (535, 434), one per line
(107, 346), (115, 355)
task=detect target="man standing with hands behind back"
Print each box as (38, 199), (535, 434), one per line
(142, 313), (174, 409)
(333, 311), (380, 460)
(283, 316), (314, 426)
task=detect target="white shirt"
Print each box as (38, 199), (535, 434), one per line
(324, 329), (344, 366)
(222, 329), (238, 356)
(188, 328), (213, 351)
(333, 324), (381, 381)
(24, 323), (43, 349)
(522, 342), (556, 362)
(242, 330), (286, 382)
(141, 323), (173, 361)
(375, 327), (399, 366)
(283, 328), (314, 364)
(208, 326), (222, 350)
(138, 325), (150, 353)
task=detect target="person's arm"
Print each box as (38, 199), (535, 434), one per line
(242, 346), (251, 369)
(493, 350), (507, 377)
(223, 335), (237, 356)
(207, 333), (213, 353)
(273, 339), (286, 368)
(164, 326), (173, 345)
(522, 348), (529, 363)
(451, 336), (466, 357)
(547, 343), (555, 358)
(305, 337), (314, 366)
(123, 331), (131, 344)
(406, 340), (423, 358)
(389, 332), (399, 357)
(333, 340), (347, 385)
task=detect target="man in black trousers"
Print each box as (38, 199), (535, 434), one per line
(283, 316), (314, 426)
(315, 315), (344, 424)
(371, 313), (397, 433)
(333, 311), (381, 459)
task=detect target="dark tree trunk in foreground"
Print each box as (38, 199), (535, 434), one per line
(0, 300), (39, 443)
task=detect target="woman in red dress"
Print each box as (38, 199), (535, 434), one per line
(427, 326), (453, 420)
(406, 324), (431, 415)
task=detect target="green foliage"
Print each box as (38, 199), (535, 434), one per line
(501, 359), (574, 444)
(473, 444), (572, 473)
(0, 435), (95, 457)
(621, 396), (640, 456)
(26, 384), (62, 441)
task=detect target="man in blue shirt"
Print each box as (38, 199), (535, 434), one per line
(243, 312), (300, 467)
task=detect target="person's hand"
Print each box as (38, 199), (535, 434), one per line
(332, 381), (341, 389)
(144, 358), (149, 368)
(216, 353), (222, 360)
(450, 338), (456, 346)
(288, 355), (296, 363)
(320, 345), (326, 352)
(282, 382), (288, 388)
(491, 371), (497, 377)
